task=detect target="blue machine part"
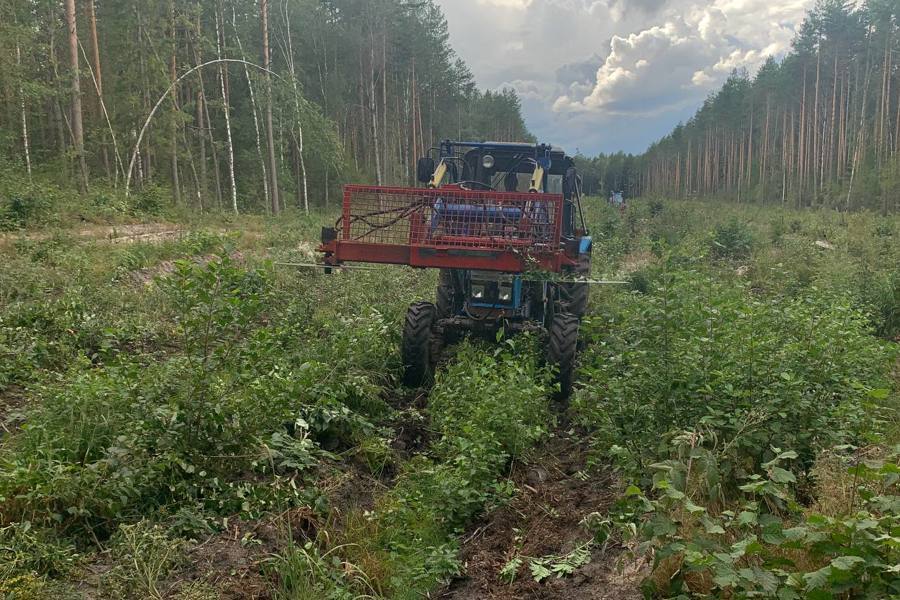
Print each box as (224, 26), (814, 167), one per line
(430, 199), (553, 242)
(431, 198), (524, 235)
(579, 236), (593, 254)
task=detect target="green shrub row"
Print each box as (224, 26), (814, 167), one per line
(0, 255), (400, 538)
(270, 339), (552, 599)
(574, 258), (898, 599)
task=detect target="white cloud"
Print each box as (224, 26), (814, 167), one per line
(554, 0), (811, 117)
(477, 0), (533, 8)
(436, 0), (815, 153)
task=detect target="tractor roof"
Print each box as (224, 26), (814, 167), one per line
(441, 140), (570, 158)
(440, 140), (574, 176)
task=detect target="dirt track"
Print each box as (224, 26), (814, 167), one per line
(0, 222), (191, 246)
(440, 432), (647, 599)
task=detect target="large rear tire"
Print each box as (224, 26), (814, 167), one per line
(558, 253), (591, 318)
(548, 312), (579, 401)
(402, 301), (437, 387)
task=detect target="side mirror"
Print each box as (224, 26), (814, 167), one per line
(416, 157), (435, 184)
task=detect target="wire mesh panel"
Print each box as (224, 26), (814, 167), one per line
(340, 185), (563, 252)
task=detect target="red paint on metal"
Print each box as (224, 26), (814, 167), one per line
(322, 184), (569, 273)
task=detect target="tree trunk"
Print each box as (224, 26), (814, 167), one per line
(894, 74), (900, 156)
(137, 4), (152, 183)
(280, 0), (308, 213)
(847, 28), (875, 212)
(202, 80), (223, 210)
(813, 48), (821, 199)
(231, 6), (269, 210)
(410, 62), (417, 183)
(85, 0), (109, 178)
(829, 53), (838, 181)
(14, 29), (32, 181)
(761, 97), (770, 201)
(798, 67), (807, 204)
(878, 32), (891, 165)
(215, 7), (238, 213)
(370, 35), (382, 186)
(64, 0), (89, 192)
(49, 17), (68, 172)
(169, 0), (181, 204)
(382, 29), (388, 183)
(193, 8), (208, 206)
(260, 0), (280, 214)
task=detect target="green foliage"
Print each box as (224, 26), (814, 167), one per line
(571, 199), (900, 600)
(0, 0), (534, 213)
(375, 340), (550, 594)
(2, 198), (897, 600)
(710, 218), (755, 260)
(0, 250), (401, 535)
(99, 521), (188, 599)
(625, 446), (900, 599)
(270, 339), (551, 599)
(267, 541), (379, 600)
(429, 340), (550, 459)
(499, 543), (594, 584)
(575, 266), (895, 486)
(0, 192), (54, 231)
(0, 522), (80, 580)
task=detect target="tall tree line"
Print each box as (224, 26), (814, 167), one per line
(0, 0), (532, 213)
(640, 0), (899, 213)
(574, 152), (641, 198)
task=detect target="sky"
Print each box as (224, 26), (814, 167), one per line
(435, 0), (816, 155)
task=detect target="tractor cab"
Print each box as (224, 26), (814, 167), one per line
(417, 141), (586, 241)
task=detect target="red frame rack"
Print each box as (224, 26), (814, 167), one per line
(319, 185), (572, 273)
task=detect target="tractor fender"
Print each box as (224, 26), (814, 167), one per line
(578, 236), (593, 255)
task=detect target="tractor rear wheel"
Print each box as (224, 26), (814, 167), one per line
(558, 254), (591, 318)
(402, 301), (437, 387)
(548, 312), (579, 401)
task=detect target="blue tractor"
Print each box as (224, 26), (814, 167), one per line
(320, 140), (592, 399)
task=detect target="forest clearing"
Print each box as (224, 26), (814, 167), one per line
(1, 198), (898, 598)
(2, 0), (900, 598)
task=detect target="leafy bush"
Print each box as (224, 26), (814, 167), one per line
(428, 340), (550, 459)
(130, 185), (168, 216)
(0, 192), (55, 230)
(574, 268), (895, 486)
(0, 253), (399, 535)
(622, 444), (900, 599)
(374, 340), (550, 594)
(271, 339), (552, 599)
(710, 218), (755, 260)
(99, 521), (188, 599)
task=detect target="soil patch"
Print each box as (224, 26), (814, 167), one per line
(127, 250), (246, 286)
(620, 250), (652, 275)
(0, 385), (27, 438)
(440, 432), (648, 599)
(174, 507), (319, 599)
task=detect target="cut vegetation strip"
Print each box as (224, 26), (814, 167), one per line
(269, 339), (552, 599)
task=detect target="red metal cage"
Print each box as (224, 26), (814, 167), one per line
(320, 185), (569, 272)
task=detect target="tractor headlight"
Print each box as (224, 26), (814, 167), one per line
(482, 154), (495, 169)
(472, 284), (485, 299)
